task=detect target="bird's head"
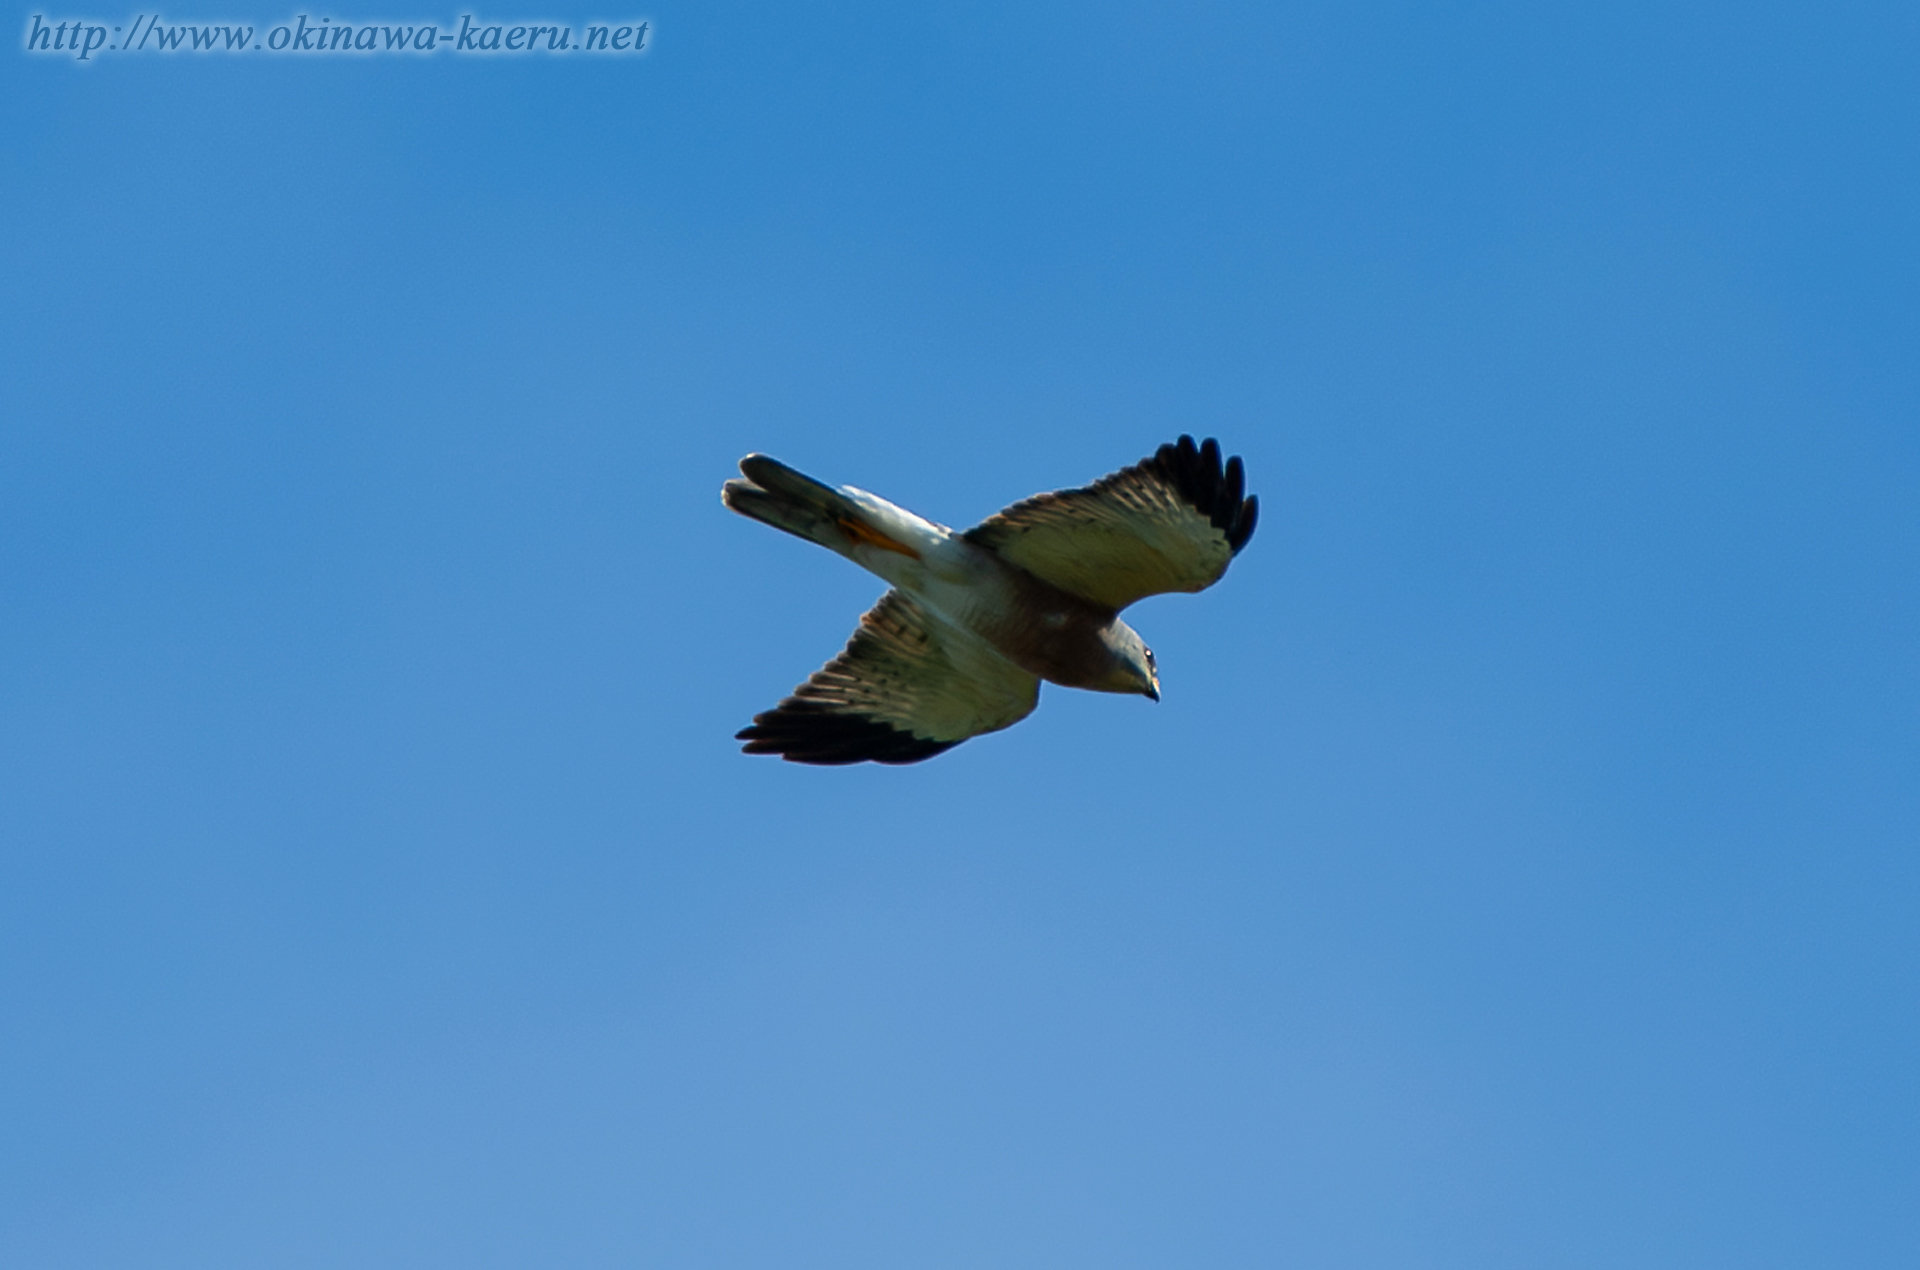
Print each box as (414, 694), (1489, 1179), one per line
(1100, 621), (1160, 701)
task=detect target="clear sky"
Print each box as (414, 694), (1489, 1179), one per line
(3, 2), (1916, 1265)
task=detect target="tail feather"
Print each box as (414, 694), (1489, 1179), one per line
(725, 453), (942, 568)
(723, 454), (863, 551)
(737, 454), (842, 508)
(722, 480), (841, 546)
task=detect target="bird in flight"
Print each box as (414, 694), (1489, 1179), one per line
(723, 436), (1258, 764)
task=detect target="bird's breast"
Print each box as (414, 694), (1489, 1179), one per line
(929, 558), (1119, 690)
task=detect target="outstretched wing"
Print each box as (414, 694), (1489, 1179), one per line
(738, 590), (1040, 765)
(961, 435), (1258, 610)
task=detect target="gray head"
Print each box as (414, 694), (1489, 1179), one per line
(1097, 619), (1161, 701)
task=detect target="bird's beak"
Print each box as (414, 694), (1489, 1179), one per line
(1144, 676), (1160, 702)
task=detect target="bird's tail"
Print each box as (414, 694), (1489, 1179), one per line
(723, 454), (930, 563)
(722, 454), (850, 545)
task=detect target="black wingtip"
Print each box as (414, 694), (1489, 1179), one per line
(1148, 435), (1258, 555)
(1228, 493), (1258, 552)
(737, 704), (960, 765)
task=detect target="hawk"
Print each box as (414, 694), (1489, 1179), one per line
(723, 436), (1258, 764)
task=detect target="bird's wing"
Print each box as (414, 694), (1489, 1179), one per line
(961, 435), (1258, 610)
(738, 590), (1040, 765)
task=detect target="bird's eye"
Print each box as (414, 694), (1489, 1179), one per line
(1145, 648), (1156, 667)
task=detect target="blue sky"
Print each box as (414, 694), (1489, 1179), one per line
(3, 2), (1916, 1265)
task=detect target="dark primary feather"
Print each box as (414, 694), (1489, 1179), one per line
(1143, 435), (1260, 554)
(737, 703), (958, 765)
